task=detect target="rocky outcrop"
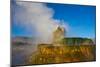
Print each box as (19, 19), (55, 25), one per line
(27, 44), (95, 65)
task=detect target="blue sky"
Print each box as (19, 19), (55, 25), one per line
(47, 3), (96, 38)
(12, 2), (96, 39)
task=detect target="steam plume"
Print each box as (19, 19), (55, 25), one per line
(13, 1), (68, 44)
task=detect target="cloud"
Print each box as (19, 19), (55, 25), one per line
(12, 1), (68, 44)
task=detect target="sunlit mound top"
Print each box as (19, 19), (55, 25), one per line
(54, 25), (65, 33)
(52, 25), (65, 46)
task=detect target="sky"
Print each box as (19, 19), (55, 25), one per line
(47, 3), (96, 38)
(11, 1), (96, 39)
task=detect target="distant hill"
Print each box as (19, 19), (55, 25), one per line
(12, 37), (34, 46)
(62, 37), (94, 45)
